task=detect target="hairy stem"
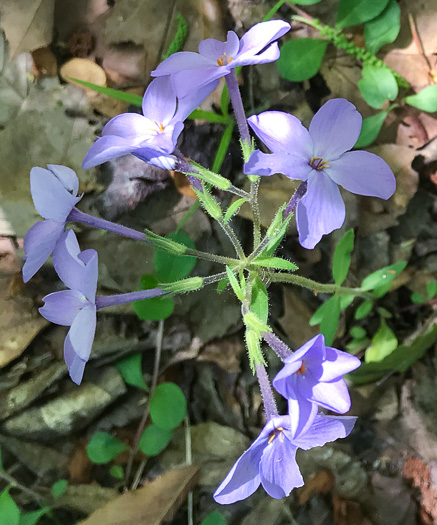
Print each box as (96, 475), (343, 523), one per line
(225, 70), (251, 145)
(256, 362), (278, 420)
(249, 176), (262, 249)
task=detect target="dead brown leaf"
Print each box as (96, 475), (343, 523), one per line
(169, 171), (198, 199)
(78, 465), (200, 525)
(404, 457), (437, 522)
(333, 494), (373, 525)
(0, 0), (55, 59)
(298, 470), (334, 504)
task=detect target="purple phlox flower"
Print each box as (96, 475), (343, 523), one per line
(272, 334), (361, 438)
(244, 99), (396, 249)
(214, 413), (356, 504)
(22, 165), (82, 283)
(151, 20), (290, 99)
(39, 229), (98, 385)
(82, 76), (213, 171)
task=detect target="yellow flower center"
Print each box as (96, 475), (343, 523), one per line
(268, 426), (285, 444)
(309, 156), (330, 171)
(217, 53), (234, 66)
(295, 362), (306, 375)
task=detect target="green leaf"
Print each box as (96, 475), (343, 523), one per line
(354, 298), (374, 319)
(320, 295), (341, 346)
(0, 487), (20, 525)
(139, 424), (173, 456)
(51, 479), (68, 499)
(277, 39), (327, 82)
(115, 353), (148, 391)
(68, 77), (143, 106)
(110, 465), (124, 479)
(224, 198), (247, 223)
(251, 277), (269, 324)
(354, 111), (389, 148)
(217, 277), (229, 293)
(332, 229), (354, 285)
(346, 337), (370, 354)
(427, 280), (437, 299)
(364, 0), (401, 54)
(226, 267), (245, 302)
(86, 433), (128, 464)
(340, 294), (355, 309)
(133, 274), (174, 321)
(411, 292), (425, 304)
(212, 122), (234, 173)
(154, 231), (196, 283)
(365, 318), (398, 362)
(220, 85), (230, 116)
(0, 446), (3, 471)
(200, 510), (228, 525)
(292, 0), (321, 4)
(337, 0), (389, 28)
(358, 65), (398, 109)
(188, 109), (230, 125)
(251, 256), (298, 271)
(19, 508), (51, 525)
(150, 383), (187, 430)
(350, 326), (367, 339)
(162, 13), (188, 59)
(404, 85), (437, 112)
(361, 261), (406, 297)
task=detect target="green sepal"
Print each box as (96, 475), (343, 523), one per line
(251, 256), (298, 272)
(226, 267), (245, 302)
(145, 230), (188, 255)
(187, 162), (231, 191)
(160, 277), (203, 294)
(224, 198), (248, 223)
(262, 212), (293, 257)
(217, 277), (229, 292)
(266, 203), (286, 238)
(245, 328), (266, 372)
(243, 312), (271, 335)
(193, 185), (223, 220)
(251, 276), (269, 324)
(241, 138), (255, 163)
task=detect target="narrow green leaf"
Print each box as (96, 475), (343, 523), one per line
(346, 337), (370, 354)
(226, 267), (245, 302)
(19, 508), (51, 525)
(358, 65), (398, 109)
(110, 465), (124, 479)
(337, 0), (389, 28)
(217, 277), (229, 293)
(115, 353), (148, 391)
(340, 294), (355, 309)
(68, 77), (143, 106)
(220, 85), (230, 116)
(354, 298), (374, 319)
(361, 261), (406, 297)
(86, 433), (128, 464)
(154, 231), (196, 282)
(332, 229), (354, 285)
(133, 274), (174, 321)
(404, 85), (437, 112)
(320, 295), (341, 346)
(427, 280), (437, 299)
(150, 383), (187, 430)
(354, 111), (389, 148)
(0, 487), (20, 525)
(51, 479), (68, 499)
(365, 318), (398, 362)
(310, 300), (330, 326)
(277, 39), (327, 82)
(251, 277), (269, 324)
(139, 424), (173, 456)
(200, 510), (228, 525)
(291, 0), (322, 4)
(162, 13), (188, 59)
(350, 326), (367, 339)
(188, 109), (230, 125)
(224, 198), (247, 223)
(364, 0), (401, 54)
(212, 122), (234, 173)
(251, 256), (298, 271)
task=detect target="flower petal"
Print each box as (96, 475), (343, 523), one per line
(67, 303), (97, 362)
(77, 249), (99, 301)
(296, 171), (345, 249)
(133, 150), (176, 170)
(199, 31), (240, 62)
(64, 338), (86, 385)
(46, 165), (79, 195)
(236, 20), (291, 64)
(22, 220), (64, 282)
(82, 136), (136, 169)
(318, 347), (361, 382)
(244, 150), (312, 179)
(309, 99), (362, 159)
(259, 434), (303, 498)
(171, 68), (227, 99)
(39, 290), (88, 326)
(309, 378), (352, 413)
(141, 77), (177, 125)
(232, 42), (280, 67)
(287, 395), (318, 438)
(174, 80), (219, 122)
(293, 414), (357, 448)
(213, 446), (262, 504)
(102, 113), (162, 140)
(325, 150), (396, 199)
(247, 111), (313, 155)
(52, 230), (84, 289)
(151, 51), (216, 76)
(30, 167), (80, 221)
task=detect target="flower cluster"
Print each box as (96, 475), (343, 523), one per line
(22, 17), (397, 505)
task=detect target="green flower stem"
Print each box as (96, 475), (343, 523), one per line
(247, 233), (273, 263)
(269, 272), (371, 298)
(203, 271), (229, 286)
(291, 15), (410, 89)
(218, 220), (246, 260)
(249, 176), (261, 249)
(229, 184), (250, 199)
(183, 247), (241, 266)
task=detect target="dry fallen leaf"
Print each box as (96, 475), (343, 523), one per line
(78, 465), (200, 525)
(298, 470), (334, 504)
(0, 0), (55, 59)
(169, 171), (198, 199)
